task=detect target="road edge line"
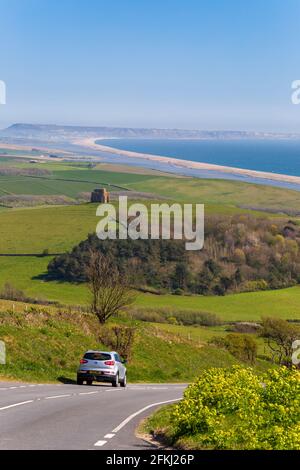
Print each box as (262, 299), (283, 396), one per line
(0, 400), (34, 411)
(111, 398), (181, 434)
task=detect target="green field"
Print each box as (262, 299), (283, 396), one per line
(0, 161), (162, 198)
(1, 158), (300, 214)
(136, 288), (300, 321)
(0, 257), (89, 304)
(0, 255), (300, 321)
(0, 199), (263, 257)
(0, 204), (101, 253)
(128, 175), (300, 213)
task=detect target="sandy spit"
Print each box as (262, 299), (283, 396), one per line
(74, 137), (300, 186)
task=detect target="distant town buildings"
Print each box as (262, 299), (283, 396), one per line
(90, 188), (110, 203)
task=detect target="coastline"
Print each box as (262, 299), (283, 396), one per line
(0, 142), (71, 155)
(75, 137), (300, 187)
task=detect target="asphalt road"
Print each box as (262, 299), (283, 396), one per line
(0, 381), (186, 450)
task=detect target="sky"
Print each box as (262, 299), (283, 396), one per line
(0, 0), (300, 132)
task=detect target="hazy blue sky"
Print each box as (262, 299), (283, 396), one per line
(0, 0), (300, 131)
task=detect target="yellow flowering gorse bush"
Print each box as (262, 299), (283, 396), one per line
(172, 366), (300, 449)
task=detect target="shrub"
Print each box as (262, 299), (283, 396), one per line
(172, 366), (300, 449)
(174, 310), (222, 327)
(167, 316), (178, 325)
(227, 334), (257, 363)
(127, 308), (166, 323)
(129, 307), (222, 327)
(0, 282), (27, 302)
(98, 325), (136, 361)
(240, 279), (269, 292)
(0, 282), (60, 307)
(210, 333), (257, 363)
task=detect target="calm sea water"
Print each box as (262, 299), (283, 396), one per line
(99, 139), (300, 177)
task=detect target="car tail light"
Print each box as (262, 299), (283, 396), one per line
(80, 359), (88, 364)
(104, 360), (115, 366)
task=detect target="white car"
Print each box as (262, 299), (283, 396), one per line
(77, 350), (127, 387)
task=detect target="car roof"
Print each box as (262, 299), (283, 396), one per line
(84, 350), (116, 354)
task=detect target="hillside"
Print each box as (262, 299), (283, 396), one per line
(0, 301), (272, 383)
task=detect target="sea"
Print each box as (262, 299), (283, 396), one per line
(98, 138), (300, 177)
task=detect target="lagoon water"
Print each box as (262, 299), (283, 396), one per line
(99, 139), (300, 177)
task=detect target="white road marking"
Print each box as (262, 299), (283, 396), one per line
(112, 398), (181, 434)
(128, 387), (147, 390)
(104, 433), (115, 439)
(78, 391), (98, 396)
(94, 440), (107, 447)
(9, 387), (17, 389)
(45, 394), (71, 400)
(0, 400), (34, 411)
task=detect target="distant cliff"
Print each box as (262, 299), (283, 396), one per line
(1, 123), (298, 143)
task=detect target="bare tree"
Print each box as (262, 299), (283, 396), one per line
(86, 250), (136, 324)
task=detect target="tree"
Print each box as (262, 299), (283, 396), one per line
(260, 317), (300, 366)
(172, 262), (190, 290)
(86, 250), (136, 324)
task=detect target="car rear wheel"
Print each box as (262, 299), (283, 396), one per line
(86, 379), (93, 386)
(112, 374), (119, 387)
(120, 374), (127, 388)
(77, 377), (83, 385)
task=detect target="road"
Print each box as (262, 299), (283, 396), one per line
(0, 381), (186, 450)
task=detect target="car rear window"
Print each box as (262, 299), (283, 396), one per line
(84, 352), (112, 361)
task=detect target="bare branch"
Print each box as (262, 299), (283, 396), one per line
(86, 250), (136, 324)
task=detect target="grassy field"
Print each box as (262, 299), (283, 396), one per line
(0, 256), (299, 322)
(0, 257), (89, 304)
(0, 204), (100, 253)
(128, 175), (300, 213)
(1, 157), (300, 213)
(136, 288), (300, 321)
(0, 160), (162, 198)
